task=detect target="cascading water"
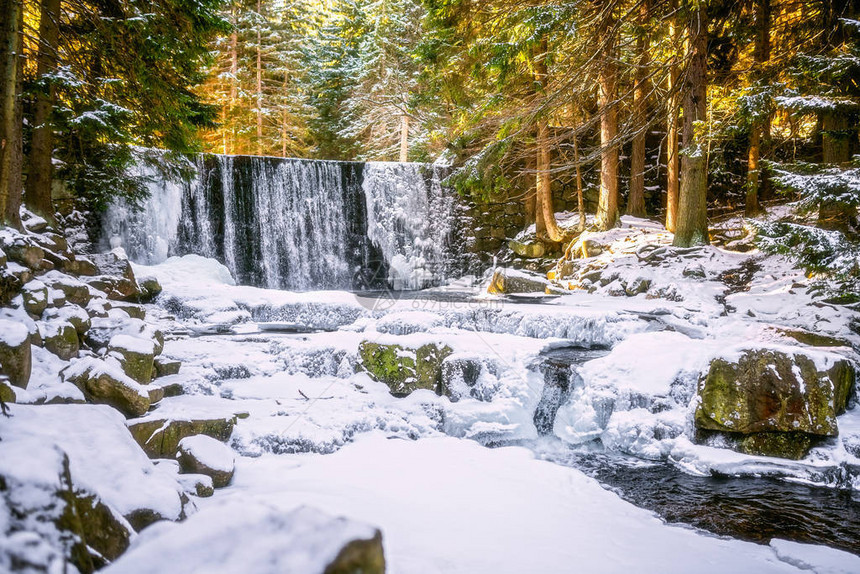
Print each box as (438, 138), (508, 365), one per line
(102, 154), (461, 291)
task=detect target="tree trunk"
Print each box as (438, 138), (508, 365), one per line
(533, 36), (564, 242)
(23, 0), (61, 223)
(281, 72), (288, 157)
(745, 0), (770, 218)
(574, 132), (585, 231)
(256, 0), (263, 156)
(595, 5), (619, 231)
(0, 0), (22, 229)
(666, 0), (680, 232)
(673, 1), (709, 247)
(627, 0), (650, 218)
(399, 115), (409, 162)
(229, 6), (237, 155)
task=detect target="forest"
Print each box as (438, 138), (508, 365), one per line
(2, 0), (860, 573)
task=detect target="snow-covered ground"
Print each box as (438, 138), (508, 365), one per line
(90, 214), (860, 572)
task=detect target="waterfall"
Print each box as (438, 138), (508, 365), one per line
(102, 155), (460, 291)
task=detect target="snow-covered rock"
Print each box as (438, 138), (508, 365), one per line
(177, 435), (235, 488)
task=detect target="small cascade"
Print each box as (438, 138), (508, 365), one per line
(103, 154), (462, 291)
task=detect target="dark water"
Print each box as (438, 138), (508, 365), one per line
(539, 448), (860, 556)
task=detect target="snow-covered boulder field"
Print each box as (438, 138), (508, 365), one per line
(2, 209), (860, 572)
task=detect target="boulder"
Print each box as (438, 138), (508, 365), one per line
(508, 238), (546, 258)
(108, 301), (146, 319)
(359, 340), (452, 396)
(89, 250), (142, 301)
(62, 255), (99, 277)
(43, 304), (91, 337)
(20, 209), (49, 233)
(128, 416), (235, 458)
(21, 279), (49, 316)
(147, 385), (164, 405)
(62, 357), (151, 418)
(137, 275), (163, 303)
(100, 503), (384, 574)
(695, 349), (855, 459)
(0, 318), (32, 388)
(486, 268), (550, 295)
(154, 357), (182, 378)
(43, 272), (93, 307)
(176, 473), (215, 498)
(0, 229), (45, 269)
(0, 439), (132, 574)
(0, 376), (16, 403)
(42, 320), (80, 360)
(177, 435), (236, 488)
(108, 334), (156, 384)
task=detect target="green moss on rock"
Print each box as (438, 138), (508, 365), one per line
(127, 416), (236, 458)
(695, 349), (855, 459)
(359, 341), (452, 396)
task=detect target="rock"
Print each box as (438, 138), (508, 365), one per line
(147, 385), (164, 405)
(624, 277), (652, 296)
(100, 503), (384, 574)
(85, 316), (162, 354)
(154, 357), (181, 377)
(62, 357), (151, 418)
(108, 301), (146, 319)
(0, 230), (45, 269)
(89, 250), (142, 301)
(177, 435), (236, 488)
(0, 376), (16, 403)
(176, 473), (215, 498)
(43, 304), (91, 336)
(42, 320), (80, 360)
(108, 334), (156, 384)
(137, 275), (163, 303)
(62, 255), (99, 276)
(776, 328), (853, 349)
(0, 318), (32, 388)
(0, 441), (131, 573)
(128, 416), (235, 458)
(695, 349), (855, 459)
(21, 279), (49, 316)
(43, 271), (93, 307)
(359, 340), (452, 396)
(509, 239), (547, 258)
(20, 209), (49, 233)
(486, 268), (550, 294)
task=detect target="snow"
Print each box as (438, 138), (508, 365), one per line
(178, 435), (235, 473)
(0, 318), (29, 347)
(769, 539), (860, 574)
(212, 433), (826, 574)
(104, 503), (379, 574)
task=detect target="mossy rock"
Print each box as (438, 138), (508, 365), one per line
(154, 357), (182, 378)
(509, 239), (546, 258)
(777, 328), (852, 349)
(737, 432), (814, 460)
(108, 335), (156, 384)
(0, 377), (16, 403)
(43, 321), (80, 360)
(696, 349), (855, 459)
(127, 416), (236, 458)
(137, 276), (163, 303)
(359, 341), (452, 396)
(21, 280), (48, 316)
(63, 357), (150, 418)
(0, 319), (32, 388)
(324, 530), (386, 574)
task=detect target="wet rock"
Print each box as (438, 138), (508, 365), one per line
(487, 268), (550, 294)
(177, 435), (236, 488)
(128, 416), (236, 458)
(108, 334), (156, 384)
(359, 340), (452, 396)
(42, 320), (80, 360)
(0, 319), (32, 388)
(62, 357), (151, 418)
(695, 349), (855, 459)
(154, 357), (181, 378)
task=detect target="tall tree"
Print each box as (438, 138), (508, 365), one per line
(745, 0), (770, 217)
(534, 35), (564, 242)
(666, 0), (681, 232)
(24, 0), (62, 223)
(627, 0), (651, 218)
(0, 0), (22, 228)
(673, 0), (710, 247)
(595, 2), (619, 231)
